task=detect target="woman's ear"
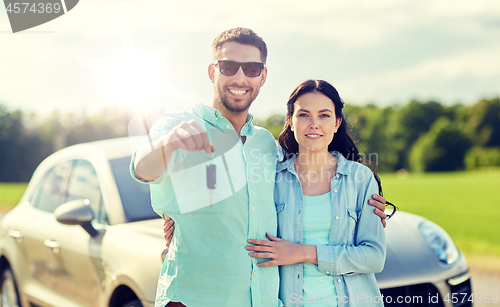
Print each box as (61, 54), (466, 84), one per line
(334, 118), (342, 133)
(288, 117), (294, 132)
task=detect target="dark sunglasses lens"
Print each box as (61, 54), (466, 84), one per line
(218, 61), (263, 77)
(242, 63), (263, 77)
(219, 61), (239, 76)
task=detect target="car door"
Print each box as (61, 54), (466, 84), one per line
(16, 161), (73, 305)
(49, 159), (107, 307)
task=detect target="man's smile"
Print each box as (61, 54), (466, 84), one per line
(228, 88), (249, 96)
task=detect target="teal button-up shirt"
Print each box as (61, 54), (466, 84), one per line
(131, 103), (282, 307)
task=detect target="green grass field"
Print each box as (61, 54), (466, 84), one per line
(380, 170), (500, 260)
(1, 171), (499, 259)
(0, 183), (28, 210)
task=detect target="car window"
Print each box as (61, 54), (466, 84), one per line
(30, 161), (72, 213)
(66, 160), (107, 225)
(109, 157), (158, 222)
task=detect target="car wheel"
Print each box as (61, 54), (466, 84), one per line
(0, 267), (21, 307)
(121, 299), (143, 307)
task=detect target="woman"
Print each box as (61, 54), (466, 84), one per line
(245, 80), (386, 306)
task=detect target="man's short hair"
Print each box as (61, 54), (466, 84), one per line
(212, 27), (268, 64)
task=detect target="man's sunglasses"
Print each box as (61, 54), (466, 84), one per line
(212, 60), (265, 77)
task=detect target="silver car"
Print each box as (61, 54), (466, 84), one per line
(0, 138), (472, 307)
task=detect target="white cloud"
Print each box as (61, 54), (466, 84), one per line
(337, 44), (500, 104)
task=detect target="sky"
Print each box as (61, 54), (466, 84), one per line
(1, 0), (500, 120)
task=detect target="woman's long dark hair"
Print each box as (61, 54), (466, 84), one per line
(278, 80), (383, 194)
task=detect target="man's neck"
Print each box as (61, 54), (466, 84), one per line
(223, 112), (248, 135)
(209, 101), (249, 135)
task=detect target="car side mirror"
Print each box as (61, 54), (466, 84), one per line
(55, 199), (98, 237)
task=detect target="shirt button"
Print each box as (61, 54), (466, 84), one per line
(336, 174), (340, 178)
(335, 216), (339, 220)
(249, 176), (252, 180)
(212, 120), (216, 124)
(253, 271), (257, 276)
(338, 279), (341, 283)
(251, 207), (255, 211)
(326, 271), (330, 274)
(334, 189), (338, 193)
(226, 125), (231, 129)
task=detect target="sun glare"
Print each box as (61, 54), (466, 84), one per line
(97, 46), (167, 112)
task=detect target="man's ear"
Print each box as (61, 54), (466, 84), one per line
(259, 67), (268, 87)
(208, 63), (215, 84)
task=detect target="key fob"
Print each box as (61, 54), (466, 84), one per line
(206, 164), (216, 189)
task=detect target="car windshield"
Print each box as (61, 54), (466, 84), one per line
(109, 157), (159, 222)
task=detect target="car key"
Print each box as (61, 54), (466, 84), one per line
(206, 164), (216, 207)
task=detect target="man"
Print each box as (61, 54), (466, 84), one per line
(132, 27), (387, 307)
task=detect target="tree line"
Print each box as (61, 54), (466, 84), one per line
(1, 97), (499, 182)
(0, 105), (131, 182)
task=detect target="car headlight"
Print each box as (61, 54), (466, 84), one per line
(419, 220), (459, 265)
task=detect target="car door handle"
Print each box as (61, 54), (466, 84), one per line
(44, 239), (61, 253)
(8, 229), (23, 242)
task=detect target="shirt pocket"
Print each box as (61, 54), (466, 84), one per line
(346, 209), (360, 245)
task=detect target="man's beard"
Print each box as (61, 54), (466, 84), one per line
(218, 84), (259, 114)
(220, 96), (253, 114)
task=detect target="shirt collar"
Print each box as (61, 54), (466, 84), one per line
(276, 150), (351, 175)
(194, 103), (222, 123)
(335, 151), (350, 175)
(194, 103), (255, 136)
(240, 113), (255, 136)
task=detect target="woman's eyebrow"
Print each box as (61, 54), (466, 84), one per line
(296, 108), (333, 113)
